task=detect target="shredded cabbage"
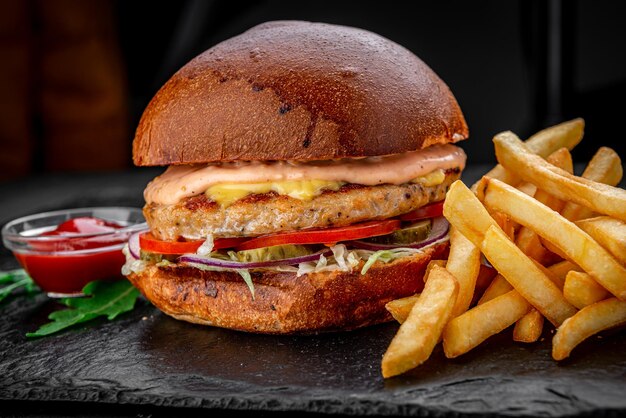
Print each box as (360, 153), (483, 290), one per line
(121, 244), (148, 275)
(237, 269), (255, 300)
(360, 250), (395, 275)
(196, 234), (215, 256)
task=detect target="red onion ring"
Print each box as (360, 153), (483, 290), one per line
(128, 231), (142, 260)
(349, 216), (450, 251)
(179, 249), (332, 269)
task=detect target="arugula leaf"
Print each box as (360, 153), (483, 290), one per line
(26, 280), (140, 338)
(0, 269), (40, 302)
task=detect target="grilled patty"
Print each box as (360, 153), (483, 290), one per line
(144, 168), (461, 240)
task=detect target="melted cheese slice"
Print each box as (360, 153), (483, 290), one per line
(206, 180), (344, 207)
(145, 144), (466, 205)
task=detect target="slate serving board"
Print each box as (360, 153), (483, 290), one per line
(0, 166), (625, 417)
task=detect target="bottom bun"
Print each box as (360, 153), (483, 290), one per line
(128, 242), (448, 334)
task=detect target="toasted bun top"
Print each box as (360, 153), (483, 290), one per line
(133, 21), (468, 166)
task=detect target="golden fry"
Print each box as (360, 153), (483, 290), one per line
(477, 274), (513, 305)
(547, 260), (582, 282)
(471, 118), (584, 191)
(481, 177), (626, 300)
(481, 225), (577, 326)
(561, 147), (623, 221)
(513, 148), (573, 263)
(424, 259), (447, 282)
(515, 226), (551, 265)
(513, 309), (544, 343)
(576, 216), (626, 265)
(563, 271), (610, 309)
(443, 180), (500, 248)
(553, 298), (626, 360)
(443, 290), (530, 358)
(382, 265), (458, 378)
(385, 294), (421, 324)
(493, 133), (626, 222)
(446, 226), (481, 317)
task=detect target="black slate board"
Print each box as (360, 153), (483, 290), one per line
(1, 166), (625, 417)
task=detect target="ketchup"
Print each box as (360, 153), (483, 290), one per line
(15, 217), (128, 295)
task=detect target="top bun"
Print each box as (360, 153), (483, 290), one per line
(133, 21), (468, 166)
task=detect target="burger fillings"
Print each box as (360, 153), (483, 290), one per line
(123, 21), (469, 334)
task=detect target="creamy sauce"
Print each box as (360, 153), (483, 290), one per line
(145, 144), (466, 205)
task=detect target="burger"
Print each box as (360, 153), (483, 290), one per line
(124, 21), (468, 334)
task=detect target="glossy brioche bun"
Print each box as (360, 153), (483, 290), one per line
(127, 242), (447, 334)
(133, 20), (468, 166)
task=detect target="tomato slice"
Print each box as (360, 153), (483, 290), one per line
(235, 219), (401, 251)
(398, 201), (444, 222)
(139, 233), (249, 254)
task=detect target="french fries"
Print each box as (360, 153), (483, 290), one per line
(553, 298), (626, 361)
(443, 290), (530, 358)
(443, 180), (500, 247)
(385, 294), (420, 324)
(382, 265), (458, 378)
(471, 118), (584, 191)
(481, 226), (577, 326)
(563, 271), (610, 309)
(480, 177), (626, 300)
(446, 226), (481, 317)
(560, 147), (623, 221)
(513, 309), (544, 343)
(477, 274), (512, 305)
(575, 216), (626, 265)
(381, 118), (625, 377)
(493, 132), (626, 222)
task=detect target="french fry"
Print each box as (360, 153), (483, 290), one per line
(481, 225), (577, 326)
(477, 274), (513, 305)
(576, 216), (626, 265)
(561, 147), (623, 221)
(517, 182), (537, 197)
(563, 271), (610, 309)
(443, 290), (530, 358)
(493, 132), (626, 222)
(532, 259), (564, 290)
(424, 259), (447, 282)
(552, 298), (626, 360)
(514, 148), (573, 265)
(382, 265), (458, 378)
(532, 147), (573, 213)
(443, 180), (500, 248)
(491, 211), (516, 240)
(545, 147), (574, 173)
(481, 177), (626, 300)
(446, 226), (481, 317)
(471, 118), (584, 191)
(547, 260), (582, 282)
(515, 227), (551, 265)
(483, 259), (575, 299)
(513, 309), (544, 343)
(385, 294), (421, 324)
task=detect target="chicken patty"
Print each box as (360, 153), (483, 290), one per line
(144, 168), (461, 240)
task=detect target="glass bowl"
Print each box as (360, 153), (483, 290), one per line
(2, 207), (147, 297)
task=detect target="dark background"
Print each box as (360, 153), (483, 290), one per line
(1, 0), (625, 181)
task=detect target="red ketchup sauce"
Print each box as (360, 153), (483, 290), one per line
(15, 217), (127, 295)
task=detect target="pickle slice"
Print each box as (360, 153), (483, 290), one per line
(369, 220), (432, 244)
(230, 244), (313, 263)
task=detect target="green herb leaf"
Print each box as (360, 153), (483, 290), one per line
(26, 280), (140, 338)
(0, 269), (39, 302)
